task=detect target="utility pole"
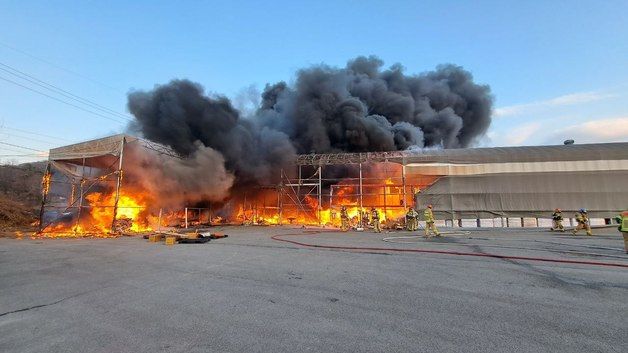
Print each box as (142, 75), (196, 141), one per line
(38, 162), (51, 232)
(359, 162), (363, 227)
(110, 137), (126, 233)
(318, 165), (322, 225)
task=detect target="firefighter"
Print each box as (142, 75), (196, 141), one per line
(614, 211), (628, 254)
(572, 208), (592, 236)
(424, 204), (440, 237)
(371, 207), (381, 233)
(361, 209), (370, 228)
(340, 206), (349, 231)
(551, 208), (565, 232)
(406, 207), (418, 231)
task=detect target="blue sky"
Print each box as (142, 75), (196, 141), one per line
(1, 0), (627, 162)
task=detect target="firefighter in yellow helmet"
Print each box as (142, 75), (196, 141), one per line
(551, 208), (565, 232)
(340, 206), (349, 232)
(406, 207), (418, 231)
(614, 211), (628, 254)
(371, 207), (381, 233)
(424, 204), (440, 237)
(572, 208), (592, 236)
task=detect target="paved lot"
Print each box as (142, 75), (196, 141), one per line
(1, 226), (627, 353)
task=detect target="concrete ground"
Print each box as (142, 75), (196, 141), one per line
(1, 226), (627, 353)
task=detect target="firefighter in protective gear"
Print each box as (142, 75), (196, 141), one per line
(551, 208), (565, 232)
(572, 208), (592, 236)
(340, 206), (349, 231)
(406, 207), (418, 231)
(424, 205), (440, 237)
(361, 210), (370, 228)
(371, 207), (381, 233)
(614, 211), (628, 254)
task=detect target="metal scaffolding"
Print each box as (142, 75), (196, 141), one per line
(295, 151), (410, 166)
(38, 134), (179, 234)
(268, 160), (427, 226)
(233, 150), (442, 226)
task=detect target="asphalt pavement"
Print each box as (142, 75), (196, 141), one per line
(1, 226), (626, 353)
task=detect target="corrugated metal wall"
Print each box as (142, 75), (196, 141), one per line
(416, 171), (628, 219)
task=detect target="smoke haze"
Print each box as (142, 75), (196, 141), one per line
(127, 56), (493, 202)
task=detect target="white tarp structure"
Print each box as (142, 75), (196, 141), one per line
(407, 142), (628, 219)
(40, 134), (178, 233)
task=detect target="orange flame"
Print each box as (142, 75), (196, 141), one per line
(39, 190), (153, 237)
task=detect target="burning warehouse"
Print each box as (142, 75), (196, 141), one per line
(285, 142), (628, 227)
(31, 56), (628, 235)
(39, 134), (628, 236)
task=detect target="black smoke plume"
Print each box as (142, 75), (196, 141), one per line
(127, 80), (296, 187)
(127, 56), (492, 201)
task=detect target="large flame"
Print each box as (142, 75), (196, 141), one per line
(39, 160), (437, 236)
(235, 174), (420, 228)
(85, 191), (151, 233)
(40, 190), (154, 237)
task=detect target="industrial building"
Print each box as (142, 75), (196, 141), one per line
(287, 142), (628, 227)
(41, 134), (628, 232)
(407, 142), (628, 226)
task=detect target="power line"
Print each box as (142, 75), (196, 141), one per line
(0, 141), (51, 153)
(0, 123), (74, 145)
(0, 145), (39, 154)
(0, 141), (46, 152)
(0, 62), (133, 121)
(0, 64), (133, 121)
(0, 75), (128, 125)
(0, 41), (122, 92)
(0, 131), (59, 146)
(0, 154), (46, 157)
(0, 125), (72, 142)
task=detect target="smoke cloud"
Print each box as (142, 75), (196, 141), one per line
(127, 56), (493, 201)
(122, 143), (235, 208)
(259, 56), (493, 152)
(127, 80), (296, 188)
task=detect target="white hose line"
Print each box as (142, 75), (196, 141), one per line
(382, 231), (471, 243)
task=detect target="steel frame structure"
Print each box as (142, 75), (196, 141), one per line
(254, 152), (431, 226)
(294, 151), (411, 166)
(39, 134), (180, 234)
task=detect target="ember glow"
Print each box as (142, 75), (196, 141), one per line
(39, 190), (154, 237)
(38, 148), (440, 238)
(225, 164), (438, 229)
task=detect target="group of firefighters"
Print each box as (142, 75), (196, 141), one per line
(550, 208), (593, 236)
(337, 205), (628, 253)
(552, 208), (628, 253)
(339, 204), (440, 237)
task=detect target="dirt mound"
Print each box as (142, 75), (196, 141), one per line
(0, 162), (44, 230)
(0, 195), (37, 227)
(0, 162), (46, 206)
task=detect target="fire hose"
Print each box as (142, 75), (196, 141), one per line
(270, 232), (628, 269)
(381, 235), (627, 259)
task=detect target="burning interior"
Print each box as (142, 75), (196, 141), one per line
(38, 133), (628, 237)
(40, 57), (555, 236)
(39, 135), (172, 236)
(38, 134), (437, 236)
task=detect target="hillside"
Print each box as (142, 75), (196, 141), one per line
(0, 161), (46, 228)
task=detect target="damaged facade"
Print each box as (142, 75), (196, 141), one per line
(39, 134), (628, 235)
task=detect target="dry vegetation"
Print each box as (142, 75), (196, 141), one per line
(0, 162), (45, 233)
